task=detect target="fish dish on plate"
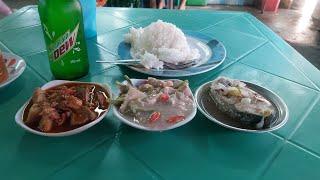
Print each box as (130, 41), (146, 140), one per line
(209, 76), (275, 126)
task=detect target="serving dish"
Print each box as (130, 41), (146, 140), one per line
(15, 80), (112, 137)
(195, 79), (289, 133)
(117, 31), (226, 77)
(113, 78), (197, 131)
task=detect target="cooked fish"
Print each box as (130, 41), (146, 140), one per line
(210, 76), (275, 124)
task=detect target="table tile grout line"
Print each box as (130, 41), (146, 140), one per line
(200, 14), (268, 41)
(191, 41), (268, 90)
(286, 140), (320, 159)
(233, 39), (268, 61)
(287, 142), (320, 159)
(0, 38), (47, 58)
(0, 23), (41, 33)
(0, 40), (14, 53)
(44, 125), (163, 180)
(197, 40), (269, 85)
(268, 131), (285, 140)
(0, 6), (31, 28)
(43, 129), (124, 180)
(92, 41), (119, 57)
(25, 61), (50, 82)
(243, 14), (268, 39)
(113, 140), (165, 180)
(257, 140), (287, 179)
(21, 48), (118, 81)
(198, 14), (242, 32)
(245, 14), (320, 91)
(22, 49), (47, 57)
(271, 41), (320, 91)
(233, 13), (320, 91)
(257, 94), (320, 179)
(113, 142), (165, 180)
(79, 65), (118, 80)
(108, 12), (155, 25)
(286, 94), (320, 140)
(239, 61), (320, 92)
(94, 23), (134, 38)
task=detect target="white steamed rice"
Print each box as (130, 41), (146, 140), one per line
(124, 20), (200, 69)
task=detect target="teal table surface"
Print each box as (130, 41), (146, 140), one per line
(1, 6), (320, 180)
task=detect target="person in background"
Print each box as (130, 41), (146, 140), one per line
(96, 0), (107, 7)
(178, 0), (187, 10)
(0, 0), (12, 16)
(151, 0), (187, 10)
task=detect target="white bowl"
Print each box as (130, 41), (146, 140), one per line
(15, 80), (112, 137)
(113, 79), (197, 131)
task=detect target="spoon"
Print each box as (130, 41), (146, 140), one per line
(96, 58), (198, 70)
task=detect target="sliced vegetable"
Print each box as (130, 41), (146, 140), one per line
(111, 94), (125, 106)
(149, 111), (161, 123)
(116, 81), (129, 94)
(139, 83), (154, 92)
(124, 75), (133, 86)
(177, 80), (189, 91)
(167, 115), (185, 124)
(159, 93), (170, 103)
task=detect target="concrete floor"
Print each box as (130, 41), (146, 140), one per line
(1, 0), (319, 69)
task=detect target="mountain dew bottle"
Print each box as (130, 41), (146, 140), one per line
(38, 0), (89, 80)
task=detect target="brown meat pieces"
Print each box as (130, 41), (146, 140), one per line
(64, 95), (83, 110)
(38, 105), (61, 132)
(70, 106), (97, 126)
(32, 88), (47, 103)
(25, 103), (42, 124)
(25, 88), (48, 124)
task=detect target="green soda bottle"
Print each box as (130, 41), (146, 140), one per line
(38, 0), (89, 80)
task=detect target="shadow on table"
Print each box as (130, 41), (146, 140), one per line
(0, 74), (25, 106)
(14, 115), (119, 179)
(116, 112), (234, 153)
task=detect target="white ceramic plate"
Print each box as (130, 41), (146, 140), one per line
(15, 80), (112, 137)
(113, 79), (197, 131)
(0, 52), (26, 88)
(117, 31), (226, 77)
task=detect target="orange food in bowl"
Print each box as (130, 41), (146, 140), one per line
(0, 51), (9, 84)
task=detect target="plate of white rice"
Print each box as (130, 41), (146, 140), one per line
(117, 20), (226, 77)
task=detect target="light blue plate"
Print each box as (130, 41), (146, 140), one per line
(117, 31), (226, 77)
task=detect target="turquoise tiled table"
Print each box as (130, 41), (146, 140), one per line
(1, 6), (320, 180)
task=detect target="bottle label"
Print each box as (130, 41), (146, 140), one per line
(47, 24), (80, 61)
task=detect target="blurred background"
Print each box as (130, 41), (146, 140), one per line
(0, 0), (319, 69)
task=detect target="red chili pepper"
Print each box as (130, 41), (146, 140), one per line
(149, 112), (161, 123)
(167, 115), (185, 124)
(159, 93), (170, 103)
